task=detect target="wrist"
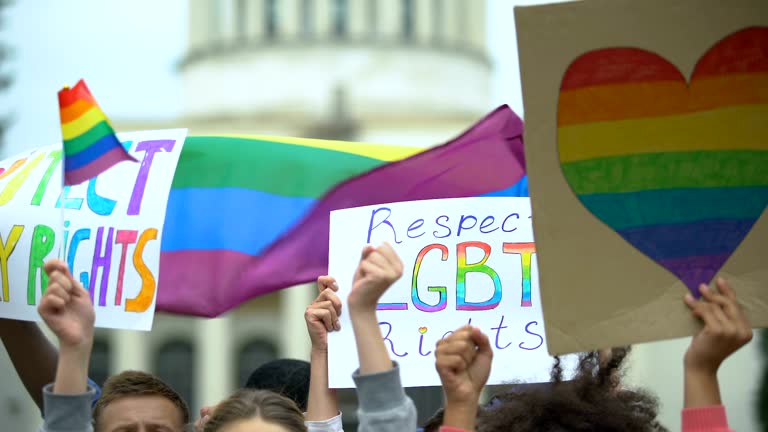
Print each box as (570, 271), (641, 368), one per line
(445, 392), (481, 409)
(443, 400), (478, 430)
(348, 305), (377, 320)
(683, 358), (720, 378)
(310, 347), (328, 360)
(59, 341), (92, 364)
(684, 366), (721, 408)
(60, 336), (93, 356)
(54, 345), (91, 394)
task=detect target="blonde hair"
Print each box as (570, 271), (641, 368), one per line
(204, 389), (307, 432)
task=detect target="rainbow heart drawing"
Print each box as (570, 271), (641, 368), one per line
(557, 26), (768, 297)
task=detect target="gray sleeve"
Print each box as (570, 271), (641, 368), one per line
(39, 384), (95, 432)
(353, 363), (417, 432)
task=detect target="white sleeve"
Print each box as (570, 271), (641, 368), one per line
(304, 411), (344, 432)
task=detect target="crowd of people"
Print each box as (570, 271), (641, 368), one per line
(0, 243), (753, 431)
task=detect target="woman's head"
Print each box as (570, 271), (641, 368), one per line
(203, 389), (307, 432)
(479, 347), (668, 432)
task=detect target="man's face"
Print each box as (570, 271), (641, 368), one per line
(97, 395), (185, 432)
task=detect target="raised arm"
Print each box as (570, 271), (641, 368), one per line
(305, 275), (342, 429)
(346, 243), (416, 432)
(435, 325), (493, 432)
(347, 244), (401, 375)
(38, 259), (96, 432)
(682, 277), (752, 431)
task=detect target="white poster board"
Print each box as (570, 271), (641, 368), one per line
(328, 197), (567, 388)
(0, 129), (187, 330)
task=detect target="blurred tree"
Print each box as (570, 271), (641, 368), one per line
(0, 0), (13, 153)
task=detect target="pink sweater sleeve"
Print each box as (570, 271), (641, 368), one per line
(682, 405), (732, 432)
(438, 405), (733, 432)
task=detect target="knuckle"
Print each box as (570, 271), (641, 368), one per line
(740, 330), (754, 342)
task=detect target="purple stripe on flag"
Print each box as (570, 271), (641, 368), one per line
(158, 250), (253, 315)
(65, 146), (136, 185)
(157, 105), (527, 317)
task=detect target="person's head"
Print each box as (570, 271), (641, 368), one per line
(203, 389), (307, 432)
(479, 347), (668, 432)
(244, 359), (310, 412)
(93, 370), (190, 432)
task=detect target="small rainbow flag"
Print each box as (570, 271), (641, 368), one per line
(58, 80), (136, 185)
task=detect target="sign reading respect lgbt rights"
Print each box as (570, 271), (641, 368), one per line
(0, 129), (187, 331)
(328, 197), (566, 388)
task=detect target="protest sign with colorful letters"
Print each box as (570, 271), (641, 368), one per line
(328, 197), (572, 388)
(0, 129), (187, 330)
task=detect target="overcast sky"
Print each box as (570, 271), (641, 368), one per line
(0, 0), (560, 158)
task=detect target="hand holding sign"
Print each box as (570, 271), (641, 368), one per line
(38, 258), (94, 395)
(38, 259), (94, 351)
(305, 276), (343, 352)
(682, 277), (754, 409)
(349, 243), (404, 376)
(684, 278), (753, 378)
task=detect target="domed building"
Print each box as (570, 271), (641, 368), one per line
(104, 0), (492, 428)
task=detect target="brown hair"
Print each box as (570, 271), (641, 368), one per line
(478, 347), (667, 432)
(203, 389), (307, 432)
(93, 370), (190, 428)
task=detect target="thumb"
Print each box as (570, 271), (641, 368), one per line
(72, 280), (90, 300)
(361, 245), (375, 260)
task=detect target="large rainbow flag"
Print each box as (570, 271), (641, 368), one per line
(157, 105), (528, 317)
(58, 80), (136, 185)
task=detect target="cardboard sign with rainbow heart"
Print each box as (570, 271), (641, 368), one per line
(557, 27), (768, 298)
(517, 0), (767, 356)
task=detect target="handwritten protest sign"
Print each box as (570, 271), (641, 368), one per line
(0, 129), (187, 330)
(515, 0), (768, 355)
(328, 197), (569, 388)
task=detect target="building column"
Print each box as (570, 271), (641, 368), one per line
(443, 0), (460, 46)
(348, 0), (367, 39)
(281, 0), (300, 39)
(416, 0), (432, 44)
(467, 0), (486, 51)
(195, 316), (234, 408)
(219, 0), (236, 43)
(378, 0), (401, 41)
(247, 0), (265, 40)
(279, 284), (313, 360)
(188, 0), (209, 51)
(110, 330), (149, 374)
(314, 0), (332, 38)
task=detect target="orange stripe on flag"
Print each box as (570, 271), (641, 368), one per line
(59, 98), (96, 124)
(558, 73), (768, 126)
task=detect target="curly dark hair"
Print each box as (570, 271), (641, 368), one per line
(478, 347), (668, 432)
